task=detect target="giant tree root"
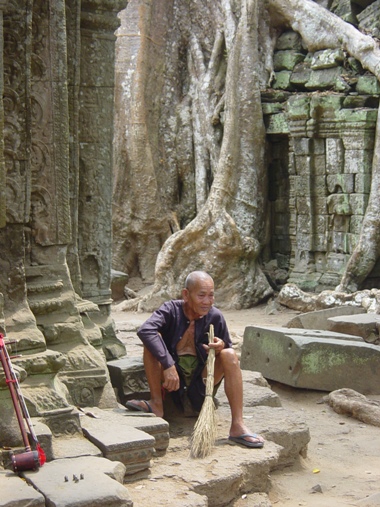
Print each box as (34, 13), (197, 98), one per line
(328, 388), (380, 427)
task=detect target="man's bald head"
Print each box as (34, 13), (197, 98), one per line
(184, 271), (213, 291)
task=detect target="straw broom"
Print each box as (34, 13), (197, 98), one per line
(190, 324), (217, 458)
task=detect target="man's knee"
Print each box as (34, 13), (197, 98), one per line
(219, 348), (239, 368)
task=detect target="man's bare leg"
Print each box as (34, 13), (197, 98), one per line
(127, 347), (164, 417)
(215, 349), (265, 445)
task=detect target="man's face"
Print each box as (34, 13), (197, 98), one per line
(183, 277), (215, 319)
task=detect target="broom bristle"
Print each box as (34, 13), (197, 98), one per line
(190, 324), (217, 458)
(190, 396), (217, 458)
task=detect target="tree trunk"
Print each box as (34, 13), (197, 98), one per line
(114, 0), (275, 310)
(114, 0), (380, 309)
(144, 0), (274, 309)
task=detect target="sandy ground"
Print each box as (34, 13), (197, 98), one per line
(112, 303), (380, 507)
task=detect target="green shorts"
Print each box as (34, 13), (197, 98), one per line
(177, 354), (200, 387)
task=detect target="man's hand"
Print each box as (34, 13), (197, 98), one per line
(162, 364), (180, 392)
(203, 337), (225, 355)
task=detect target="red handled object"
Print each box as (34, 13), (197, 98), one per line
(0, 333), (46, 472)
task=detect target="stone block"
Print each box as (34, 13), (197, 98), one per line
(349, 193), (369, 214)
(331, 0), (358, 24)
(110, 270), (129, 302)
(309, 94), (345, 119)
(341, 134), (375, 150)
(290, 63), (312, 86)
(286, 306), (365, 330)
(80, 406), (169, 456)
(275, 31), (303, 51)
(249, 405), (310, 468)
(22, 456), (132, 507)
(264, 113), (289, 134)
(310, 175), (327, 196)
(295, 159), (311, 180)
(325, 252), (349, 272)
(326, 173), (355, 194)
(0, 469), (45, 507)
(262, 102), (283, 115)
(310, 49), (345, 70)
(295, 233), (313, 250)
(337, 108), (378, 124)
(354, 172), (371, 193)
(326, 193), (351, 214)
(313, 153), (326, 175)
(287, 96), (311, 121)
(145, 439), (280, 505)
(293, 137), (312, 155)
(296, 214), (311, 234)
(344, 149), (373, 175)
(273, 71), (294, 91)
(305, 67), (349, 91)
(356, 75), (380, 95)
(327, 313), (380, 343)
(216, 383), (282, 409)
(313, 195), (328, 214)
(350, 214), (364, 233)
(52, 434), (102, 460)
(312, 233), (328, 251)
(107, 356), (149, 405)
(357, 0), (380, 38)
(241, 326), (380, 394)
(273, 50), (305, 71)
(80, 411), (156, 475)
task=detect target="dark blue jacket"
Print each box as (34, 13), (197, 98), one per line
(137, 300), (232, 370)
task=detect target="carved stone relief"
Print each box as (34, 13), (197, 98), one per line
(0, 0), (126, 448)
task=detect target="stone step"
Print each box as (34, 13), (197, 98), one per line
(80, 413), (156, 476)
(79, 406), (170, 457)
(241, 325), (380, 394)
(0, 372), (309, 507)
(128, 403), (310, 506)
(0, 469), (45, 507)
(22, 456), (132, 507)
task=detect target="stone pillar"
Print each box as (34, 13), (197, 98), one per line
(0, 0), (5, 229)
(0, 0), (124, 446)
(78, 0), (126, 359)
(1, 0), (46, 346)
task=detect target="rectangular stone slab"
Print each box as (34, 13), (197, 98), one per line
(80, 416), (155, 475)
(241, 326), (380, 394)
(0, 470), (45, 506)
(286, 306), (365, 330)
(327, 313), (380, 342)
(22, 456), (131, 507)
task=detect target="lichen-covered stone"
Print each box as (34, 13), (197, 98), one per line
(273, 50), (305, 71)
(356, 74), (380, 95)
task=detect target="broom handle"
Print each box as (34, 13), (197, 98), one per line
(0, 334), (31, 451)
(205, 325), (215, 396)
(5, 344), (38, 444)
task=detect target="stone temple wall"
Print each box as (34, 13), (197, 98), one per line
(0, 0), (125, 446)
(262, 1), (380, 292)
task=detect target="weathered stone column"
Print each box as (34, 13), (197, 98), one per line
(0, 0), (5, 231)
(78, 0), (126, 359)
(0, 0), (69, 447)
(0, 0), (124, 446)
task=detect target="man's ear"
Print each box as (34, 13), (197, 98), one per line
(182, 288), (189, 301)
